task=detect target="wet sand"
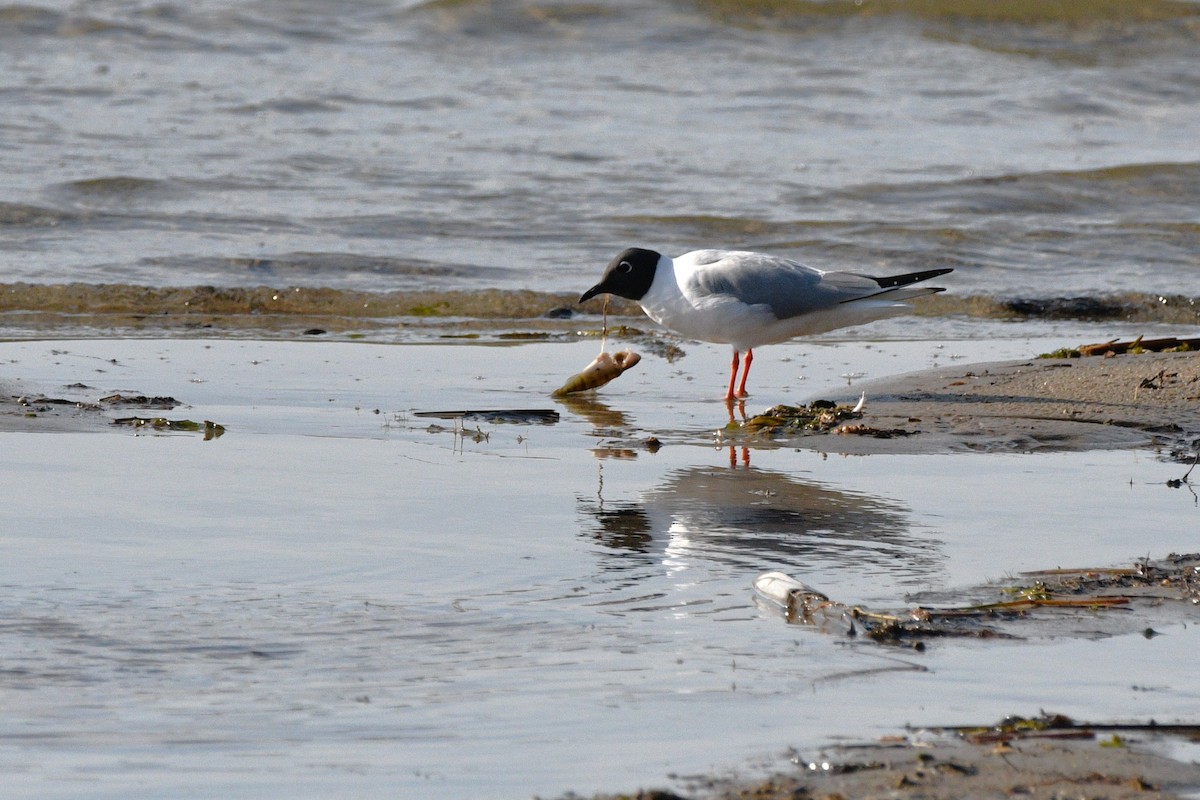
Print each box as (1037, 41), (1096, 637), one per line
(659, 732), (1200, 800)
(4, 337), (1198, 799)
(603, 554), (1200, 800)
(655, 347), (1200, 800)
(8, 344), (1198, 456)
(790, 349), (1200, 455)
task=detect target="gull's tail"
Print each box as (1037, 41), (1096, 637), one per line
(873, 267), (953, 289)
(841, 267), (953, 304)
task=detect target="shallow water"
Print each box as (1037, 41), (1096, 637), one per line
(2, 0), (1198, 303)
(2, 335), (1198, 798)
(3, 2), (1200, 793)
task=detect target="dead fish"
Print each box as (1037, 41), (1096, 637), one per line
(553, 349), (641, 396)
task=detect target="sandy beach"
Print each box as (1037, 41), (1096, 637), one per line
(828, 348), (1200, 455)
(655, 731), (1200, 800)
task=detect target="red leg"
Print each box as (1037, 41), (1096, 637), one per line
(735, 348), (753, 398)
(725, 350), (740, 403)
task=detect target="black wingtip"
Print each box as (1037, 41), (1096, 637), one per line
(873, 268), (953, 289)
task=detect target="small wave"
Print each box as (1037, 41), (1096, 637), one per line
(0, 202), (78, 227)
(624, 163), (1200, 231)
(692, 0), (1199, 61)
(0, 3), (218, 50)
(223, 98), (345, 116)
(832, 162), (1200, 217)
(56, 176), (175, 197)
(119, 252), (516, 288)
(0, 5), (62, 35)
(927, 292), (1200, 326)
(405, 0), (621, 37)
(693, 0), (1198, 27)
(613, 215), (808, 240)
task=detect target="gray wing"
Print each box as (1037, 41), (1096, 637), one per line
(684, 251), (878, 320)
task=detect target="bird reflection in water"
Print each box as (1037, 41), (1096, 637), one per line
(580, 461), (944, 583)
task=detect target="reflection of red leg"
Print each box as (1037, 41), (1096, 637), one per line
(735, 348), (753, 398)
(727, 445), (750, 468)
(725, 351), (740, 403)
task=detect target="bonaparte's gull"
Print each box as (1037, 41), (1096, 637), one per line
(580, 248), (951, 402)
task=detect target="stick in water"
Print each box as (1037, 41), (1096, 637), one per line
(601, 296), (609, 353)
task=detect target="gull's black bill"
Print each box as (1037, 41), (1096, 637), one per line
(579, 284), (604, 303)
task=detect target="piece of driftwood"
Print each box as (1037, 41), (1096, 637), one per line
(1077, 336), (1200, 357)
(754, 553), (1200, 647)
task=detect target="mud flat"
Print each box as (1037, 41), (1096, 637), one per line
(810, 348), (1200, 455)
(611, 729), (1200, 800)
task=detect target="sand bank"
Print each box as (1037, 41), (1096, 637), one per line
(638, 730), (1200, 800)
(809, 348), (1200, 455)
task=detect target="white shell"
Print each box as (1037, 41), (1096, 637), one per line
(553, 349), (641, 396)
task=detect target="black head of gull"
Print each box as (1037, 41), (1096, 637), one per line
(579, 247), (660, 303)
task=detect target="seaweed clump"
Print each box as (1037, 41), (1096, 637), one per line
(739, 400), (917, 439)
(741, 399), (860, 434)
(1039, 335), (1200, 359)
(112, 417), (225, 439)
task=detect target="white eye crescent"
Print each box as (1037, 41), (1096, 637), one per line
(617, 261), (632, 273)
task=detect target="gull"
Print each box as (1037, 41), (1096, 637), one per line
(580, 248), (951, 403)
